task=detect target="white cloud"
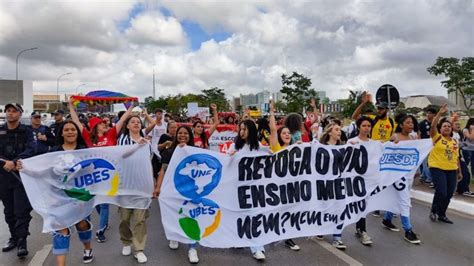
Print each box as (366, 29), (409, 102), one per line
(126, 12), (187, 46)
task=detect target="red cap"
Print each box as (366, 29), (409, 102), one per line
(88, 117), (103, 130)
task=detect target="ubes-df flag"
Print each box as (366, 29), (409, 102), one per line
(159, 140), (432, 248)
(20, 144), (154, 232)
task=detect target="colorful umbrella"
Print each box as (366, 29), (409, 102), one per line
(70, 90), (138, 108)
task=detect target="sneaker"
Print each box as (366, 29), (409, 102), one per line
(168, 240), (179, 250)
(429, 212), (437, 222)
(332, 240), (346, 250)
(134, 252), (147, 263)
(356, 230), (373, 246)
(371, 211), (381, 217)
(382, 219), (400, 232)
(314, 235), (324, 240)
(96, 231), (106, 243)
(404, 230), (421, 244)
(462, 191), (474, 197)
(122, 245), (131, 256)
(284, 239), (300, 251)
(438, 216), (453, 224)
(428, 182), (435, 188)
(188, 248), (199, 264)
(253, 250), (265, 260)
(83, 249), (94, 264)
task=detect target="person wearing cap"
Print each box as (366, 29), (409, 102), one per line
(28, 111), (55, 155)
(69, 98), (135, 243)
(0, 103), (35, 258)
(50, 109), (65, 137)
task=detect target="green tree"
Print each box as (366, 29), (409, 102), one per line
(340, 90), (375, 118)
(201, 87), (231, 111)
(427, 57), (474, 115)
(280, 72), (317, 113)
(274, 101), (287, 113)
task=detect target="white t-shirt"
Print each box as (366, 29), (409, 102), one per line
(227, 143), (270, 155)
(348, 136), (373, 144)
(148, 122), (167, 156)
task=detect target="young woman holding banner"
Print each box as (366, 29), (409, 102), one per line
(116, 115), (150, 263)
(69, 99), (134, 243)
(318, 123), (346, 250)
(429, 104), (461, 224)
(228, 119), (268, 261)
(153, 126), (200, 264)
(193, 103), (219, 149)
(18, 120), (94, 265)
(268, 101), (300, 251)
(381, 114), (421, 244)
(348, 116), (374, 246)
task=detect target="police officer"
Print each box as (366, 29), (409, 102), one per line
(29, 111), (55, 155)
(0, 103), (35, 258)
(50, 109), (65, 137)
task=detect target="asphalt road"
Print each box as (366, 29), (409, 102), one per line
(0, 199), (473, 266)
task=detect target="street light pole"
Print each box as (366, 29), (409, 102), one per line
(16, 47), (38, 100)
(56, 72), (72, 110)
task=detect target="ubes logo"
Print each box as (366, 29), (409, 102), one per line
(62, 158), (120, 201)
(174, 154), (222, 241)
(379, 147), (419, 172)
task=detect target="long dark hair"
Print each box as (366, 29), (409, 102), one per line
(192, 121), (208, 148)
(395, 114), (418, 133)
(120, 115), (144, 137)
(235, 119), (259, 151)
(171, 125), (194, 149)
(465, 117), (474, 130)
(56, 120), (86, 147)
(437, 117), (453, 137)
(284, 113), (303, 134)
(256, 118), (270, 143)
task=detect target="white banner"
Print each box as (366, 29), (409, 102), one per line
(159, 140), (432, 248)
(20, 144), (154, 232)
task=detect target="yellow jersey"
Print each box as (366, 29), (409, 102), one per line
(428, 133), (459, 170)
(367, 115), (395, 142)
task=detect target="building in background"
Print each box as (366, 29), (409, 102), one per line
(402, 95), (460, 111)
(448, 90), (471, 113)
(33, 94), (60, 112)
(0, 79), (33, 114)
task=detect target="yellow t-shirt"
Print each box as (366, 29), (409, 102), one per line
(367, 115), (395, 142)
(270, 142), (282, 153)
(428, 133), (459, 170)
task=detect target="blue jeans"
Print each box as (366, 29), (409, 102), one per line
(384, 212), (412, 231)
(430, 168), (457, 217)
(421, 157), (432, 182)
(95, 204), (109, 233)
(457, 151), (471, 193)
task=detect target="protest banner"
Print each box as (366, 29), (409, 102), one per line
(20, 144), (154, 233)
(159, 140), (432, 248)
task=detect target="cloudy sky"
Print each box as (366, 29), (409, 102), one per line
(0, 0), (472, 102)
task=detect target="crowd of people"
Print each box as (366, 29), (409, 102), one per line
(0, 93), (473, 265)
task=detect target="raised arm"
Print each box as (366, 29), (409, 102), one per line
(351, 91), (370, 120)
(269, 100), (279, 150)
(115, 102), (135, 133)
(68, 98), (84, 132)
(208, 103), (219, 136)
(430, 104), (448, 138)
(143, 108), (156, 135)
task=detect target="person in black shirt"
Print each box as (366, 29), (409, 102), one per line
(50, 109), (65, 137)
(419, 107), (437, 184)
(0, 103), (35, 258)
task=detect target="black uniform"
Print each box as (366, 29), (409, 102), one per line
(50, 121), (64, 137)
(28, 125), (55, 155)
(0, 123), (35, 247)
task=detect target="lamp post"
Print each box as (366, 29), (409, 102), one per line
(75, 83), (86, 94)
(16, 47), (38, 100)
(56, 72), (71, 110)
